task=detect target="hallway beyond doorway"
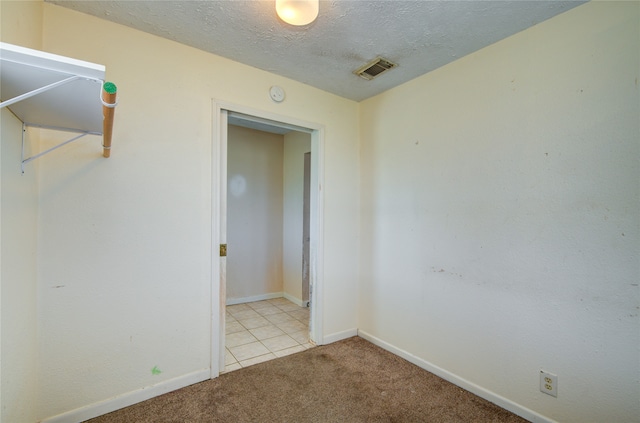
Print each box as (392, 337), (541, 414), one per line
(223, 298), (314, 373)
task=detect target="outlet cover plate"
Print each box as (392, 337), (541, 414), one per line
(540, 370), (558, 397)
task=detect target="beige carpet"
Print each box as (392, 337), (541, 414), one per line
(87, 336), (529, 422)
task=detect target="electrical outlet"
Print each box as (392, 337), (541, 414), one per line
(540, 370), (558, 397)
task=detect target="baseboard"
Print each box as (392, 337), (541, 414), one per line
(283, 292), (305, 307)
(226, 292), (283, 305)
(321, 328), (358, 345)
(357, 330), (555, 423)
(41, 369), (210, 423)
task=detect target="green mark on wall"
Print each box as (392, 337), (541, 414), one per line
(151, 366), (162, 375)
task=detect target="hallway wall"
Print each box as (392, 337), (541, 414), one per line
(227, 125), (284, 302)
(283, 132), (311, 304)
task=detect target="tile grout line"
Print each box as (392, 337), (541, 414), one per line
(223, 298), (311, 373)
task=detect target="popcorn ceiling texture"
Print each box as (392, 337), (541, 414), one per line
(47, 0), (583, 101)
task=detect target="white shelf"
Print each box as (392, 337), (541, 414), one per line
(1, 42), (117, 171)
(1, 42), (107, 134)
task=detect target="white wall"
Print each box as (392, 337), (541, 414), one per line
(1, 111), (40, 423)
(24, 2), (360, 420)
(283, 132), (311, 304)
(0, 2), (43, 422)
(226, 126), (311, 306)
(227, 125), (284, 301)
(9, 2), (634, 422)
(359, 2), (639, 423)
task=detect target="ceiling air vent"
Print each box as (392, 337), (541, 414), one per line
(354, 57), (397, 80)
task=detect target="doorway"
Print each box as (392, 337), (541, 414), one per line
(211, 101), (324, 377)
(223, 124), (311, 372)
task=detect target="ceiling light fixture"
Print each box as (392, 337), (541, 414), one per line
(276, 0), (319, 26)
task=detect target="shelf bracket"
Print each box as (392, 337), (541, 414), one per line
(20, 123), (98, 174)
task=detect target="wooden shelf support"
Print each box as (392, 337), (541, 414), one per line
(101, 82), (118, 158)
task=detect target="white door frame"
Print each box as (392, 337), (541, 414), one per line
(210, 100), (325, 378)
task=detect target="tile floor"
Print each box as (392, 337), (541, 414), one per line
(223, 297), (314, 373)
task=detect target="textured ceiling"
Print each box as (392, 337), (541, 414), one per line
(47, 0), (585, 102)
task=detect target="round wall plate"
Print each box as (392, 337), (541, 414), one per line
(269, 85), (285, 103)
